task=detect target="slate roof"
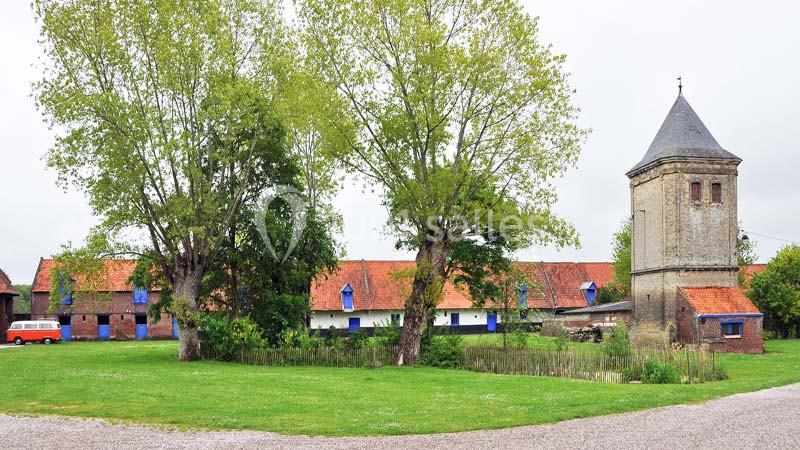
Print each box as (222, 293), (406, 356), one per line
(679, 286), (761, 315)
(31, 258), (158, 293)
(561, 300), (632, 315)
(311, 261), (616, 311)
(627, 94), (741, 177)
(0, 268), (21, 296)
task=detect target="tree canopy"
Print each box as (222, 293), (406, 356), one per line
(301, 0), (585, 364)
(747, 245), (800, 338)
(35, 0), (295, 360)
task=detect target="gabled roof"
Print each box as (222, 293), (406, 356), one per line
(310, 261), (616, 311)
(31, 258), (156, 293)
(627, 94), (741, 177)
(562, 300), (632, 315)
(0, 268), (21, 296)
(579, 281), (596, 290)
(679, 286), (761, 315)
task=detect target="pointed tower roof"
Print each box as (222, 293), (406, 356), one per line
(627, 93), (740, 177)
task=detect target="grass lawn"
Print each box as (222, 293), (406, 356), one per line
(0, 340), (799, 436)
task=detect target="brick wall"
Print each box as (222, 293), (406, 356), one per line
(699, 315), (764, 354)
(630, 160), (740, 327)
(31, 290), (174, 340)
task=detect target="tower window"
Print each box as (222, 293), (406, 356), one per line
(691, 182), (701, 202)
(711, 183), (722, 203)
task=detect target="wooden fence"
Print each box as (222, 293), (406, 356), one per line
(461, 345), (720, 383)
(202, 343), (720, 384)
(201, 344), (397, 368)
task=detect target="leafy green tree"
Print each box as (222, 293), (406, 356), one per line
(747, 245), (800, 338)
(610, 221), (632, 298)
(301, 0), (585, 364)
(35, 0), (291, 360)
(595, 284), (626, 305)
(737, 227), (757, 286)
(12, 285), (31, 315)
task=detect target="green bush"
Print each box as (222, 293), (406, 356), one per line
(420, 334), (464, 368)
(373, 319), (401, 346)
(603, 321), (632, 359)
(642, 357), (681, 384)
(199, 314), (265, 361)
(345, 328), (370, 350)
(621, 363), (643, 382)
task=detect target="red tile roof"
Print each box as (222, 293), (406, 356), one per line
(0, 268), (21, 296)
(679, 286), (761, 315)
(311, 260), (615, 311)
(31, 258), (151, 293)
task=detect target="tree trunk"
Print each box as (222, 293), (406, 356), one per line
(394, 239), (450, 366)
(174, 271), (203, 362)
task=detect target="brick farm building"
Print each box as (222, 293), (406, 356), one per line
(30, 258), (177, 341)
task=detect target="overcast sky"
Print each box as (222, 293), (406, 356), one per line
(1, 1), (799, 284)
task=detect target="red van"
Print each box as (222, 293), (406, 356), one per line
(5, 321), (62, 345)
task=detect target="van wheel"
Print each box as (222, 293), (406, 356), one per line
(13, 337), (23, 345)
(43, 338), (53, 345)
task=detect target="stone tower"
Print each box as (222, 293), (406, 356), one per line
(627, 93), (741, 327)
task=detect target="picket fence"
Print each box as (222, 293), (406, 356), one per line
(201, 343), (720, 384)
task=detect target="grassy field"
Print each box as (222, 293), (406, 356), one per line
(0, 339), (798, 436)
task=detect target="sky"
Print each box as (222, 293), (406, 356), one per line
(1, 1), (799, 284)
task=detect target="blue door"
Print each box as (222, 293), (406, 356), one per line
(58, 316), (72, 341)
(487, 312), (497, 332)
(348, 317), (360, 333)
(450, 313), (460, 327)
(171, 317), (179, 339)
(135, 315), (148, 341)
(97, 315), (110, 340)
(61, 325), (72, 341)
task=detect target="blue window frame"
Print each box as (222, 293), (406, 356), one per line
(341, 283), (354, 311)
(60, 284), (73, 305)
(721, 321), (744, 337)
(450, 312), (460, 327)
(133, 287), (149, 304)
(518, 284), (529, 309)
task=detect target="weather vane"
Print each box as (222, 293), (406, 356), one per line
(677, 76), (683, 94)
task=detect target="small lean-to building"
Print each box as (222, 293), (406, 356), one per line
(559, 301), (633, 328)
(0, 268), (21, 343)
(677, 286), (763, 353)
(30, 258), (177, 341)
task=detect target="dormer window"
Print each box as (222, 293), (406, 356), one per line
(711, 183), (722, 203)
(56, 273), (73, 305)
(580, 281), (597, 304)
(517, 284), (529, 309)
(691, 182), (701, 202)
(340, 283), (354, 312)
(133, 286), (149, 304)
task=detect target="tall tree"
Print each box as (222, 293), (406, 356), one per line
(35, 0), (290, 360)
(610, 220), (632, 297)
(301, 0), (585, 364)
(747, 245), (800, 338)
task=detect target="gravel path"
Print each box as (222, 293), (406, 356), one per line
(2, 382), (799, 449)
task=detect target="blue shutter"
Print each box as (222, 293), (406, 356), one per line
(341, 284), (354, 311)
(487, 312), (497, 332)
(348, 317), (360, 332)
(60, 284), (73, 305)
(518, 284), (528, 309)
(133, 287), (149, 304)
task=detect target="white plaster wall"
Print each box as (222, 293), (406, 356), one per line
(310, 308), (495, 329)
